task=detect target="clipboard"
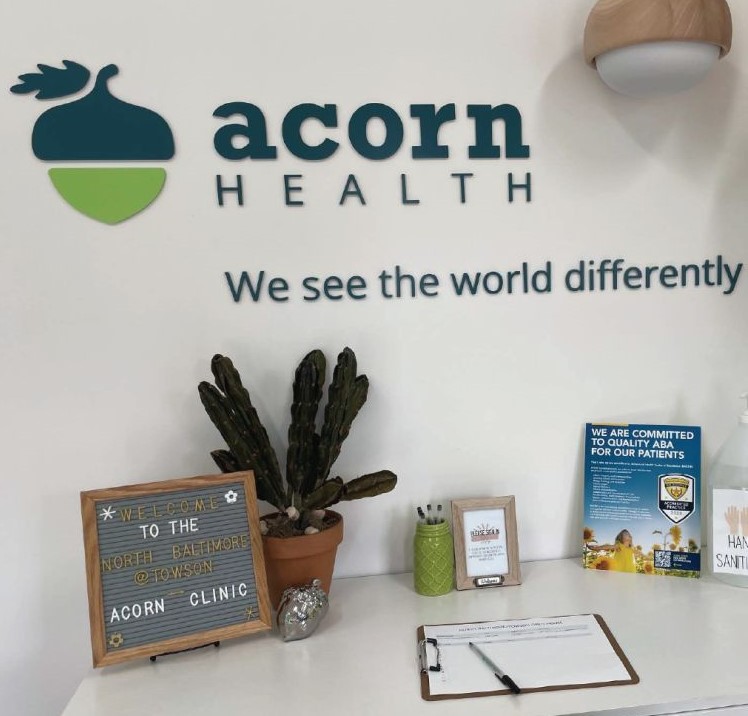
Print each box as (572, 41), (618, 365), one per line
(417, 613), (639, 701)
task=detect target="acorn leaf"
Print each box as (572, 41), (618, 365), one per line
(10, 60), (90, 100)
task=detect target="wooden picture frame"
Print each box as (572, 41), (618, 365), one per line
(451, 496), (521, 590)
(81, 471), (272, 667)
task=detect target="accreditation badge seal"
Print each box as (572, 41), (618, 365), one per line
(658, 474), (695, 524)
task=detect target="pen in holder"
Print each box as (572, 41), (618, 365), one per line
(414, 518), (454, 596)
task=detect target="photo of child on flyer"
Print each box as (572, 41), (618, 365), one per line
(586, 529), (640, 573)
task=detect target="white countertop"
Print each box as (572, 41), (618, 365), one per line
(63, 559), (748, 716)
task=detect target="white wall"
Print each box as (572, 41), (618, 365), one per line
(1, 1), (747, 713)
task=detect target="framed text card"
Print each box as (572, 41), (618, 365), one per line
(452, 496), (521, 590)
(81, 471), (272, 667)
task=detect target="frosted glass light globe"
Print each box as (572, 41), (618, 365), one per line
(595, 40), (721, 98)
(583, 0), (732, 99)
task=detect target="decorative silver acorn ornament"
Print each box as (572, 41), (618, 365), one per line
(276, 579), (329, 642)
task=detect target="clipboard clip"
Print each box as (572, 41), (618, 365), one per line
(418, 638), (442, 672)
(474, 575), (505, 587)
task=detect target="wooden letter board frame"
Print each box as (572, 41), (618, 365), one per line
(81, 471), (272, 666)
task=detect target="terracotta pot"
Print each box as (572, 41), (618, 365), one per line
(262, 511), (344, 608)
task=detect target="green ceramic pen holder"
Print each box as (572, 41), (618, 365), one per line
(413, 520), (454, 596)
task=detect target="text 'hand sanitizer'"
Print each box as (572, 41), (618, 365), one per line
(710, 392), (748, 587)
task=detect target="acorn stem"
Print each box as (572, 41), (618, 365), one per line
(94, 64), (119, 89)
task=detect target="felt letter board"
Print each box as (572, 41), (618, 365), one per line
(81, 472), (271, 666)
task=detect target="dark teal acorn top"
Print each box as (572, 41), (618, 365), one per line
(25, 64), (174, 161)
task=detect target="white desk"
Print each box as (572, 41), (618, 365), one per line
(63, 559), (748, 716)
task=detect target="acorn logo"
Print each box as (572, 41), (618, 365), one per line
(11, 60), (175, 224)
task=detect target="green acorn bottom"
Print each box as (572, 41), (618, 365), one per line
(48, 167), (166, 225)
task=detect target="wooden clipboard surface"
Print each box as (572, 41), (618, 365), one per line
(417, 613), (639, 701)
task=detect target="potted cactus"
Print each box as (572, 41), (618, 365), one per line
(198, 347), (397, 606)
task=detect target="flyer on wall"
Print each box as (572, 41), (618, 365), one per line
(583, 423), (701, 578)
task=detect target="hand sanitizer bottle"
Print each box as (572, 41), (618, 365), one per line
(710, 392), (748, 587)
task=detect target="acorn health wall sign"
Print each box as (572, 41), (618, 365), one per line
(80, 472), (271, 666)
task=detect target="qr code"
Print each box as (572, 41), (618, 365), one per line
(654, 551), (671, 568)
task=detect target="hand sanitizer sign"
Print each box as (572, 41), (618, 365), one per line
(712, 490), (748, 576)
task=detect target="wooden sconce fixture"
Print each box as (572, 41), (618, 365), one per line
(584, 0), (732, 97)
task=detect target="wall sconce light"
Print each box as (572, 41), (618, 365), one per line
(584, 0), (732, 97)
